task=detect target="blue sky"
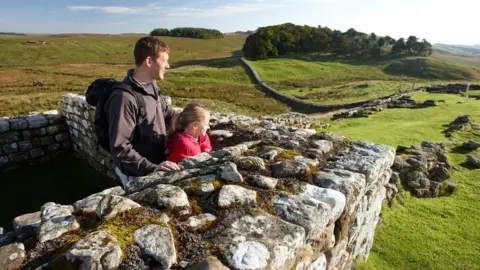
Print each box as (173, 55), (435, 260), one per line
(1, 0), (478, 45)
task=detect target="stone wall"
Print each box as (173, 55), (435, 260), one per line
(240, 57), (421, 114)
(0, 111), (71, 173)
(0, 107), (395, 270)
(60, 94), (117, 179)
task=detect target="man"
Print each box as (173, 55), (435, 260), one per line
(105, 36), (181, 185)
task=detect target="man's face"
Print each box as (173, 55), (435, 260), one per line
(147, 51), (170, 80)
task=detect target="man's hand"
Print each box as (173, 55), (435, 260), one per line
(158, 161), (182, 171)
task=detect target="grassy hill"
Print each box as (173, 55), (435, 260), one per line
(247, 54), (480, 105)
(323, 92), (480, 270)
(0, 34), (291, 116)
(0, 34), (246, 66)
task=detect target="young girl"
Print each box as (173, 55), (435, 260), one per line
(165, 102), (212, 163)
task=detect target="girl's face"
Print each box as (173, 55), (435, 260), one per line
(194, 113), (210, 136)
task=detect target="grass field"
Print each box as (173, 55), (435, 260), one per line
(324, 92), (480, 270)
(0, 34), (290, 117)
(0, 34), (246, 66)
(248, 54), (480, 105)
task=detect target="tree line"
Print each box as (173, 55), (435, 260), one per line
(150, 27), (223, 39)
(243, 23), (432, 59)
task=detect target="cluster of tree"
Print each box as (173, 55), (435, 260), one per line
(243, 23), (432, 59)
(150, 27), (223, 39)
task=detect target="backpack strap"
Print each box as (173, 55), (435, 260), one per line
(111, 83), (148, 140)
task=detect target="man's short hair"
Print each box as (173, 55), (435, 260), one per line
(134, 36), (170, 66)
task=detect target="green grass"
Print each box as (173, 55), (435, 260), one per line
(0, 34), (246, 66)
(324, 92), (480, 270)
(0, 34), (291, 117)
(248, 55), (480, 105)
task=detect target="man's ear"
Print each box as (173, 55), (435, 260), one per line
(145, 56), (153, 67)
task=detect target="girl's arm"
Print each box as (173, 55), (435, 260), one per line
(167, 139), (195, 163)
(199, 134), (212, 153)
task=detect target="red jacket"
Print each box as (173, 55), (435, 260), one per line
(165, 132), (212, 163)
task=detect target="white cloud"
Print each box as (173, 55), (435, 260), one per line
(68, 4), (162, 14)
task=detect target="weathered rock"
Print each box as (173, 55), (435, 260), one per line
(218, 185), (257, 208)
(333, 141), (395, 188)
(0, 227), (3, 235)
(314, 169), (366, 215)
(215, 212), (305, 269)
(134, 224), (176, 269)
(13, 211), (41, 233)
(96, 195), (142, 220)
(442, 180), (457, 195)
(221, 162), (244, 183)
(317, 132), (347, 143)
(227, 241), (270, 270)
(38, 202), (80, 243)
(310, 140), (333, 154)
(293, 156), (319, 167)
(197, 183), (216, 195)
(212, 141), (259, 158)
(283, 140), (300, 149)
(271, 160), (310, 179)
(306, 254), (327, 270)
(428, 166), (450, 182)
(463, 140), (480, 150)
(274, 195), (331, 238)
(209, 130), (234, 138)
(467, 154), (480, 168)
(0, 120), (9, 133)
(299, 184), (346, 223)
(259, 146), (283, 162)
(8, 118), (28, 130)
(61, 230), (123, 270)
(183, 213), (217, 231)
(27, 115), (48, 128)
(179, 153), (215, 169)
(0, 243), (25, 270)
(251, 174), (278, 189)
(73, 186), (125, 214)
(233, 156), (266, 171)
(128, 184), (190, 213)
(187, 255), (230, 270)
(294, 129), (317, 137)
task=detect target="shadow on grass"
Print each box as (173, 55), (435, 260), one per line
(171, 50), (244, 69)
(451, 145), (474, 154)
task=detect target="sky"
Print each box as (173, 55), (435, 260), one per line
(0, 0), (478, 45)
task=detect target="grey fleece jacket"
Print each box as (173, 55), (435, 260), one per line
(104, 69), (177, 176)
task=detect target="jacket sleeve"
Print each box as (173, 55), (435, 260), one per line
(106, 91), (158, 176)
(167, 139), (194, 163)
(199, 134), (212, 153)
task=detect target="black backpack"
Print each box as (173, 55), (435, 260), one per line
(85, 78), (147, 152)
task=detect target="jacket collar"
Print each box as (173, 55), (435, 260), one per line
(123, 69), (159, 98)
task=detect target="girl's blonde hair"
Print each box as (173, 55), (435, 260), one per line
(168, 102), (209, 137)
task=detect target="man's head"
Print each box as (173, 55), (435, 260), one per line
(134, 36), (170, 80)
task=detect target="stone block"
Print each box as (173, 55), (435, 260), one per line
(40, 136), (54, 146)
(9, 152), (30, 163)
(47, 143), (62, 153)
(62, 141), (72, 149)
(0, 156), (8, 167)
(2, 142), (18, 154)
(18, 140), (33, 151)
(0, 120), (9, 132)
(31, 128), (47, 137)
(31, 138), (41, 148)
(8, 118), (28, 130)
(27, 115), (48, 128)
(55, 132), (70, 142)
(46, 125), (61, 134)
(0, 131), (19, 144)
(30, 148), (45, 159)
(22, 130), (32, 140)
